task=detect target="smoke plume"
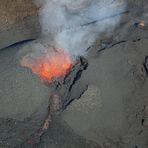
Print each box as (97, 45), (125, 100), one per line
(36, 0), (127, 56)
(20, 0), (127, 82)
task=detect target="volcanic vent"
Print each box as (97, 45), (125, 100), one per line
(18, 42), (88, 146)
(0, 0), (148, 148)
(20, 43), (88, 108)
(20, 44), (73, 83)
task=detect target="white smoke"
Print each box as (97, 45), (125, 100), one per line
(36, 0), (127, 56)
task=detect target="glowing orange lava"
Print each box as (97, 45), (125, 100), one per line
(38, 52), (72, 81)
(21, 49), (73, 82)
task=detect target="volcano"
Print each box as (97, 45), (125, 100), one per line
(0, 0), (148, 148)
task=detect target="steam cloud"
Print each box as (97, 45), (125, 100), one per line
(20, 0), (127, 82)
(36, 0), (127, 56)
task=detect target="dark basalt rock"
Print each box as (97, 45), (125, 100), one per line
(0, 55), (89, 148)
(0, 0), (40, 50)
(49, 56), (88, 110)
(143, 56), (148, 75)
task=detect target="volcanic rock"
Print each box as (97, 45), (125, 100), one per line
(62, 39), (148, 148)
(0, 0), (40, 50)
(0, 43), (50, 120)
(49, 56), (88, 110)
(0, 0), (148, 148)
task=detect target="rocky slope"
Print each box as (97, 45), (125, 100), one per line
(0, 0), (148, 148)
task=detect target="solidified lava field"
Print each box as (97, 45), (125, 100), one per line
(0, 0), (148, 148)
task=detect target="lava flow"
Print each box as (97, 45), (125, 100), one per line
(21, 47), (73, 82)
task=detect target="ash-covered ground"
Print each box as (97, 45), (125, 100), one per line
(0, 0), (148, 148)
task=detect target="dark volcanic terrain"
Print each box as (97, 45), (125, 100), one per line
(0, 0), (148, 148)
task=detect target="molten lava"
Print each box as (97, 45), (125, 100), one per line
(36, 52), (72, 81)
(21, 48), (73, 82)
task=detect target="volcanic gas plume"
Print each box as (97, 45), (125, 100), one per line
(36, 0), (127, 56)
(20, 43), (73, 82)
(20, 0), (127, 82)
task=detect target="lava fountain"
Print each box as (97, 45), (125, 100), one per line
(20, 45), (73, 83)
